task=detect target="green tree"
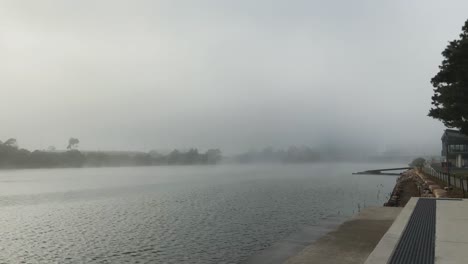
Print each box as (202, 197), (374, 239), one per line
(168, 149), (181, 164)
(4, 138), (18, 149)
(134, 153), (152, 166)
(62, 150), (85, 167)
(429, 19), (468, 133)
(67, 138), (80, 149)
(185, 148), (200, 164)
(410, 157), (426, 168)
(205, 149), (222, 164)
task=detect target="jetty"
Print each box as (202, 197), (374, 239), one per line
(353, 167), (411, 176)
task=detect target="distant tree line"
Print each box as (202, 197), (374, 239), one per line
(85, 148), (222, 167)
(234, 146), (320, 163)
(0, 138), (85, 168)
(0, 138), (222, 169)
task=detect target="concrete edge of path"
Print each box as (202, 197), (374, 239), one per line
(364, 197), (418, 264)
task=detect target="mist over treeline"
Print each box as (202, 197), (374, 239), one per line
(0, 137), (428, 169)
(234, 146), (320, 163)
(231, 145), (422, 164)
(0, 138), (222, 169)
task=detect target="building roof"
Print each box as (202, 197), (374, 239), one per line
(442, 129), (468, 142)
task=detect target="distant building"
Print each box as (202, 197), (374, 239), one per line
(441, 129), (468, 168)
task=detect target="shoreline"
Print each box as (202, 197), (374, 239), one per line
(384, 169), (425, 207)
(243, 215), (348, 264)
(282, 168), (466, 264)
(284, 207), (402, 264)
(384, 168), (465, 206)
(279, 169), (418, 263)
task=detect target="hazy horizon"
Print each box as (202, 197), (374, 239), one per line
(2, 0), (467, 155)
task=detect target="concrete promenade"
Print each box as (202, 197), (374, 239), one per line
(435, 199), (468, 263)
(284, 207), (402, 264)
(366, 197), (468, 264)
(285, 198), (468, 264)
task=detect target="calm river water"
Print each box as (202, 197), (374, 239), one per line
(0, 162), (400, 263)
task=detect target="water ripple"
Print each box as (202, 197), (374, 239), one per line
(0, 163), (397, 263)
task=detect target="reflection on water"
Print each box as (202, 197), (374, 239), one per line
(0, 163), (398, 263)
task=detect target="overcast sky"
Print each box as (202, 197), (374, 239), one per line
(1, 0), (467, 154)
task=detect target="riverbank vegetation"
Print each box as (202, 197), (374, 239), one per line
(0, 138), (222, 169)
(234, 146), (320, 163)
(1, 137), (416, 169)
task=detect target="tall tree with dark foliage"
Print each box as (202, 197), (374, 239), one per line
(429, 19), (468, 133)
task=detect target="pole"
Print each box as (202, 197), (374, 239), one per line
(461, 177), (465, 198)
(447, 143), (451, 187)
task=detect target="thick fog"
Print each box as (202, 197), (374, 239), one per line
(1, 0), (467, 155)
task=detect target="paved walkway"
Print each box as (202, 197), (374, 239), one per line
(366, 198), (468, 264)
(284, 198), (468, 264)
(436, 199), (468, 263)
(284, 207), (402, 264)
